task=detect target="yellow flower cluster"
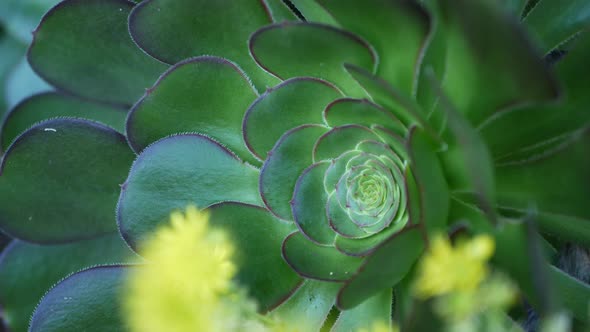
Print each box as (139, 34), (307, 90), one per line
(414, 234), (495, 298)
(124, 205), (241, 332)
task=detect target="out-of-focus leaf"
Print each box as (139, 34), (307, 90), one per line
(0, 234), (139, 332)
(495, 131), (590, 221)
(287, 0), (339, 25)
(29, 265), (131, 332)
(270, 280), (340, 331)
(0, 118), (134, 243)
(523, 0), (590, 53)
(407, 126), (450, 233)
(437, 0), (559, 126)
(117, 134), (262, 249)
(331, 289), (392, 332)
(480, 32), (590, 161)
(28, 0), (168, 106)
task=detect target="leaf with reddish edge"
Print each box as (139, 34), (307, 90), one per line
(282, 232), (363, 282)
(126, 56), (259, 164)
(331, 289), (392, 332)
(313, 125), (380, 162)
(28, 0), (168, 106)
(0, 118), (134, 244)
(327, 192), (366, 239)
(336, 226), (424, 310)
(250, 22), (377, 96)
(292, 162), (335, 246)
(323, 98), (406, 137)
(317, 0), (431, 96)
(128, 0), (278, 91)
(0, 234), (139, 332)
(117, 134), (261, 249)
(260, 125), (328, 221)
(1, 92), (127, 151)
(29, 265), (133, 332)
(207, 202), (301, 313)
(243, 77), (341, 160)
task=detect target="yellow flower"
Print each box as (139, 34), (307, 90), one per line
(124, 205), (240, 332)
(356, 321), (399, 332)
(414, 234), (495, 299)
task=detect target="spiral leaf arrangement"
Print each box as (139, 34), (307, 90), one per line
(0, 0), (589, 331)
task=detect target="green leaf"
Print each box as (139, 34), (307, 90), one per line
(343, 64), (437, 142)
(250, 22), (376, 96)
(495, 131), (590, 221)
(331, 289), (392, 332)
(313, 125), (380, 162)
(207, 202), (301, 312)
(117, 134), (262, 248)
(523, 0), (590, 53)
(29, 265), (131, 332)
(0, 0), (61, 43)
(318, 0), (430, 95)
(334, 215), (409, 257)
(287, 0), (340, 25)
(260, 125), (328, 221)
(493, 219), (555, 315)
(28, 0), (168, 106)
(324, 98), (405, 137)
(0, 118), (134, 243)
(0, 234), (139, 332)
(437, 0), (559, 126)
(129, 0), (277, 91)
(292, 162), (335, 245)
(263, 0), (299, 22)
(407, 126), (450, 233)
(480, 33), (590, 161)
(282, 231), (363, 281)
(337, 226), (424, 310)
(126, 56), (259, 164)
(270, 280), (340, 331)
(243, 77), (341, 160)
(2, 92), (126, 151)
(550, 265), (590, 323)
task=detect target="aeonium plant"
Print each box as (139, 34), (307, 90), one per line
(0, 0), (589, 331)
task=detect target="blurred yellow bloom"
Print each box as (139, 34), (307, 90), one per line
(356, 321), (399, 332)
(414, 234), (495, 299)
(124, 205), (240, 332)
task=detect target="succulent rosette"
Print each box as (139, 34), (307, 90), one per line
(0, 0), (590, 331)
